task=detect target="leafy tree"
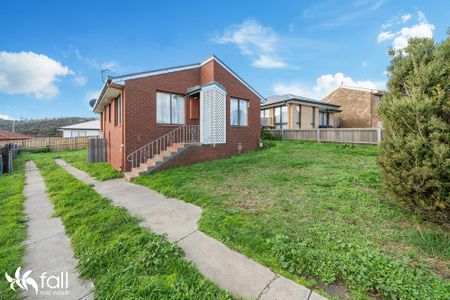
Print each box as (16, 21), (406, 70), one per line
(378, 36), (450, 223)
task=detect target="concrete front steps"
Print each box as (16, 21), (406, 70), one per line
(125, 143), (191, 181)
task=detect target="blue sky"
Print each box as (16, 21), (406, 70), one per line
(0, 0), (448, 120)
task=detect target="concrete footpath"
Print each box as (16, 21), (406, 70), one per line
(55, 159), (326, 300)
(23, 161), (93, 299)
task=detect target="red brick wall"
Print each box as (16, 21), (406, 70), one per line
(103, 59), (261, 171)
(155, 143), (251, 172)
(212, 60), (261, 157)
(121, 68), (200, 171)
(201, 60), (214, 84)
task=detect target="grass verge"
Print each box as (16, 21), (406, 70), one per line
(133, 141), (450, 299)
(0, 156), (27, 299)
(53, 149), (122, 180)
(28, 152), (231, 299)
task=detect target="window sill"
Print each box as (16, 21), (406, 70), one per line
(156, 124), (183, 127)
(231, 125), (248, 128)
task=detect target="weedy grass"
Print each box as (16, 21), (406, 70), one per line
(133, 141), (450, 299)
(29, 153), (232, 299)
(53, 149), (122, 180)
(0, 156), (27, 300)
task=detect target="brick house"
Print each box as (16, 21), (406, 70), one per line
(92, 55), (263, 179)
(260, 94), (341, 129)
(323, 86), (386, 128)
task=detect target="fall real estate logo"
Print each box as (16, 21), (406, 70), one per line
(5, 267), (70, 296)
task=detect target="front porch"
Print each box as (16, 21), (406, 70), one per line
(125, 82), (229, 180)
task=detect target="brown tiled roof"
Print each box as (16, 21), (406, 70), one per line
(0, 129), (32, 141)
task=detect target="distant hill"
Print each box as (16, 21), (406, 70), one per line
(0, 117), (97, 137)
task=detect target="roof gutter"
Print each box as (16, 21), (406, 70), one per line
(261, 99), (341, 111)
(92, 80), (124, 113)
(92, 79), (111, 112)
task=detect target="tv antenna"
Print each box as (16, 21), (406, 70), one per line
(101, 68), (111, 83)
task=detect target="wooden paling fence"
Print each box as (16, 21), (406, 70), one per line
(0, 136), (93, 151)
(268, 128), (383, 145)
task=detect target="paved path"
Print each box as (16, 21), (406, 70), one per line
(55, 159), (326, 300)
(24, 161), (93, 299)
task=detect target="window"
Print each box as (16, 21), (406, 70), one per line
(157, 92), (185, 124)
(116, 95), (122, 125)
(261, 109), (271, 127)
(294, 105), (301, 129)
(108, 104), (111, 123)
(375, 95), (382, 106)
(230, 98), (248, 126)
(319, 112), (329, 127)
(274, 106), (288, 129)
(260, 109), (268, 118)
(310, 107), (315, 128)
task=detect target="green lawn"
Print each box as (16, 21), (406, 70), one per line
(26, 152), (231, 299)
(54, 149), (123, 180)
(130, 141), (450, 299)
(0, 156), (27, 299)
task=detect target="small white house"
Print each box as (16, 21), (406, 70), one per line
(59, 120), (101, 138)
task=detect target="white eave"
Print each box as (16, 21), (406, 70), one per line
(92, 80), (124, 113)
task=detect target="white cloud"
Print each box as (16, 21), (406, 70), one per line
(382, 12), (412, 29)
(401, 14), (411, 22)
(100, 61), (117, 71)
(0, 51), (70, 99)
(302, 0), (385, 30)
(73, 75), (87, 86)
(378, 11), (435, 50)
(213, 20), (288, 69)
(392, 22), (434, 50)
(273, 73), (385, 99)
(273, 82), (309, 97)
(85, 90), (101, 102)
(252, 55), (287, 69)
(75, 49), (118, 71)
(0, 114), (11, 120)
(377, 31), (396, 42)
(418, 11), (427, 22)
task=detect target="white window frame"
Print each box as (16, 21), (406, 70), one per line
(117, 95), (122, 125)
(156, 92), (185, 125)
(230, 98), (249, 126)
(274, 106), (288, 129)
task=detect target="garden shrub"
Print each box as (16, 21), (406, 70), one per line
(23, 146), (51, 153)
(261, 127), (277, 140)
(378, 36), (450, 223)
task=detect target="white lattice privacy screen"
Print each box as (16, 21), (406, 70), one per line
(200, 84), (227, 144)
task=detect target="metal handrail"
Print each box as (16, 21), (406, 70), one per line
(127, 125), (200, 169)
